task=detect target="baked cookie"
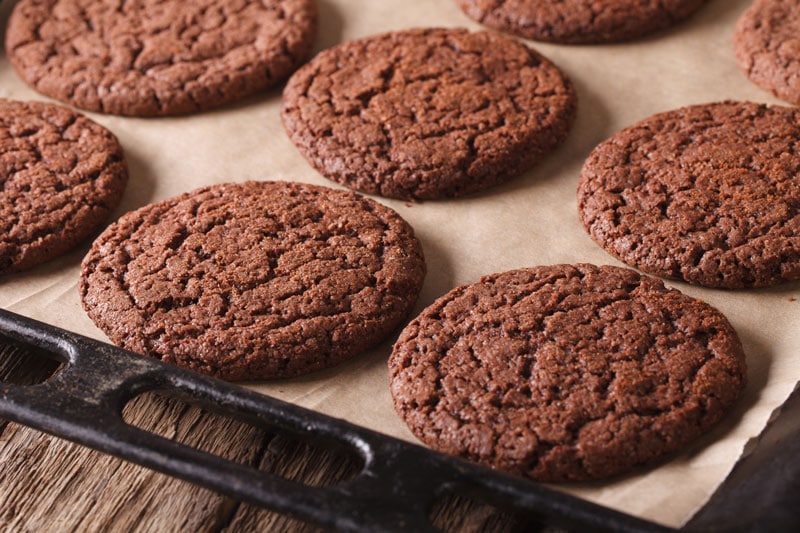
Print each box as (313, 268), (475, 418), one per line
(281, 28), (576, 200)
(80, 181), (426, 381)
(578, 101), (800, 289)
(454, 0), (708, 44)
(0, 98), (127, 275)
(5, 0), (317, 116)
(735, 0), (800, 105)
(389, 264), (746, 482)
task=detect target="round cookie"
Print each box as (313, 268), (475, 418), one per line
(389, 264), (746, 482)
(281, 28), (576, 200)
(578, 101), (800, 289)
(80, 181), (426, 381)
(454, 0), (708, 44)
(734, 0), (800, 105)
(0, 98), (127, 275)
(5, 0), (317, 116)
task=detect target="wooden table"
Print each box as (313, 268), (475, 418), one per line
(0, 333), (525, 532)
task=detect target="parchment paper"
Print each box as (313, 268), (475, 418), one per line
(1, 0), (798, 527)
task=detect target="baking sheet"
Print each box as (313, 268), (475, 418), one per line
(1, 0), (798, 527)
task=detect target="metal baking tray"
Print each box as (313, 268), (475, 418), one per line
(0, 308), (797, 532)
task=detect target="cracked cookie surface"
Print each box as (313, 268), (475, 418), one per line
(281, 28), (576, 200)
(454, 0), (708, 44)
(6, 0), (317, 116)
(80, 181), (426, 381)
(578, 101), (800, 289)
(734, 0), (800, 105)
(0, 98), (127, 274)
(389, 264), (746, 482)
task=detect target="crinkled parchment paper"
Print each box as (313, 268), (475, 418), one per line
(1, 0), (798, 527)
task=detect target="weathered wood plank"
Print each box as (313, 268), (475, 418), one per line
(0, 336), (62, 387)
(0, 338), (328, 531)
(1, 337), (63, 435)
(0, 391), (262, 532)
(2, 340), (519, 531)
(222, 435), (360, 532)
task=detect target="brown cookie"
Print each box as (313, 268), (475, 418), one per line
(389, 264), (746, 482)
(80, 181), (426, 381)
(281, 28), (576, 200)
(454, 0), (708, 44)
(578, 101), (800, 289)
(5, 0), (317, 116)
(0, 98), (127, 275)
(734, 0), (800, 105)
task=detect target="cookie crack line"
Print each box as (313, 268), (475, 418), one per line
(6, 0), (318, 116)
(1, 98), (128, 275)
(281, 27), (576, 200)
(735, 0), (800, 105)
(389, 264), (746, 482)
(455, 0), (709, 44)
(578, 101), (800, 288)
(81, 181), (425, 381)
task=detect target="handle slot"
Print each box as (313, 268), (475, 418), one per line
(122, 390), (364, 487)
(0, 332), (65, 386)
(0, 309), (666, 532)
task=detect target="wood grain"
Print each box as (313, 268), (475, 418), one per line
(0, 338), (327, 532)
(1, 337), (522, 532)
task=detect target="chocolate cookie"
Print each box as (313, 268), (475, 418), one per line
(734, 0), (800, 105)
(578, 101), (800, 289)
(389, 264), (746, 482)
(454, 0), (708, 44)
(5, 0), (317, 116)
(281, 28), (576, 200)
(0, 98), (127, 275)
(80, 181), (426, 381)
